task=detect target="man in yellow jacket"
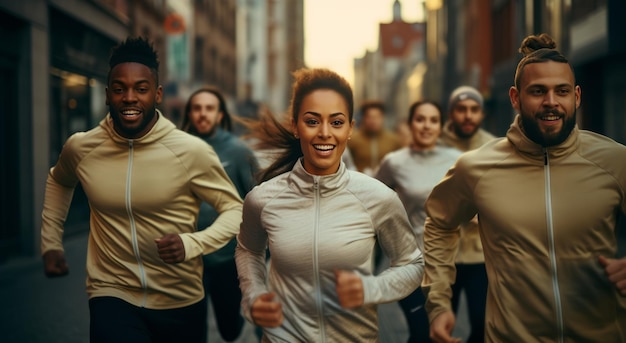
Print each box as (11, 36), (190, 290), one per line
(424, 33), (626, 343)
(40, 37), (243, 343)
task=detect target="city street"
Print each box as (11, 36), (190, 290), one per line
(0, 228), (469, 343)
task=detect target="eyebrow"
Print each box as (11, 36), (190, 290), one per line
(303, 111), (346, 118)
(110, 79), (151, 86)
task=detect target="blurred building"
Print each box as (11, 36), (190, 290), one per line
(0, 0), (304, 262)
(353, 0), (425, 129)
(421, 0), (626, 142)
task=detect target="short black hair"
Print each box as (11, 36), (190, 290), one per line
(108, 36), (159, 84)
(360, 100), (385, 117)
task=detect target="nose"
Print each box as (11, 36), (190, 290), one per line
(543, 90), (557, 106)
(122, 89), (137, 103)
(318, 123), (331, 138)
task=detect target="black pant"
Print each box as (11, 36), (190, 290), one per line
(203, 259), (244, 342)
(89, 296), (207, 343)
(451, 263), (487, 343)
(398, 287), (432, 342)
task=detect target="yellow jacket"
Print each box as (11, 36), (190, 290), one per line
(41, 112), (243, 309)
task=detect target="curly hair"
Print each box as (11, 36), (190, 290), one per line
(108, 36), (159, 84)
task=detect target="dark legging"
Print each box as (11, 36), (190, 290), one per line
(89, 296), (207, 343)
(451, 263), (487, 343)
(398, 287), (432, 342)
(203, 259), (245, 342)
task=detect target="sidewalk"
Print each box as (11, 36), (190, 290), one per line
(0, 230), (467, 343)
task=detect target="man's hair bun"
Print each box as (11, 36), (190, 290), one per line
(518, 33), (557, 56)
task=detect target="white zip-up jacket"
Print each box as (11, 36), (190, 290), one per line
(424, 114), (626, 342)
(41, 112), (243, 309)
(236, 159), (424, 342)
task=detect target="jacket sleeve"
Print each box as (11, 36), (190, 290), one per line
(234, 189), (269, 323)
(40, 135), (82, 255)
(180, 144), (243, 260)
(422, 157), (477, 323)
(374, 155), (396, 189)
(361, 189), (424, 305)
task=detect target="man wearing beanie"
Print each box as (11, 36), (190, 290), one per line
(435, 85), (495, 343)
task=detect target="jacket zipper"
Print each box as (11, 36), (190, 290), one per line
(544, 149), (563, 342)
(126, 140), (148, 306)
(312, 176), (327, 341)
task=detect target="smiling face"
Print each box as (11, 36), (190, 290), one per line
(410, 103), (442, 150)
(509, 60), (581, 147)
(292, 89), (354, 175)
(188, 91), (223, 136)
(106, 62), (162, 139)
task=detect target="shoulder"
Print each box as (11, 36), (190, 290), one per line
(163, 129), (215, 154)
(577, 130), (626, 175)
(380, 147), (409, 165)
(245, 172), (289, 203)
(347, 171), (398, 200)
(63, 125), (109, 156)
(455, 137), (511, 170)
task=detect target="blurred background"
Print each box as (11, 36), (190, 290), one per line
(1, 0), (625, 264)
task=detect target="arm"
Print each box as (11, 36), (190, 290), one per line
(41, 135), (81, 276)
(235, 191), (276, 324)
(373, 155), (396, 189)
(177, 146), (243, 260)
(359, 190), (424, 305)
(422, 160), (476, 324)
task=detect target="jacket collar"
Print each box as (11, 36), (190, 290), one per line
(506, 114), (580, 160)
(100, 110), (176, 145)
(288, 158), (348, 197)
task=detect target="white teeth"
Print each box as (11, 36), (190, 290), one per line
(122, 110), (140, 115)
(541, 115), (559, 121)
(313, 144), (334, 151)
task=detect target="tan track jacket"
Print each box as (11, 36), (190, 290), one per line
(424, 115), (626, 342)
(439, 122), (496, 264)
(41, 112), (243, 309)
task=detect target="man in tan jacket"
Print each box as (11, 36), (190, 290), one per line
(424, 33), (626, 343)
(41, 37), (243, 343)
(438, 85), (495, 343)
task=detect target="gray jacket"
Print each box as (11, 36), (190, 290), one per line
(235, 159), (424, 342)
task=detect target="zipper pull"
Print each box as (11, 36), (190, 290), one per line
(543, 148), (548, 165)
(313, 176), (319, 191)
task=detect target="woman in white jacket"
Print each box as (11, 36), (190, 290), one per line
(235, 68), (424, 342)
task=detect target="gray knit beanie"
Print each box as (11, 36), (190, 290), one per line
(448, 86), (483, 112)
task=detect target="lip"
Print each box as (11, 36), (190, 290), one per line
(312, 144), (335, 156)
(538, 114), (562, 126)
(118, 108), (143, 123)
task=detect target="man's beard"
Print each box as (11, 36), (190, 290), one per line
(520, 105), (576, 147)
(110, 105), (157, 137)
(453, 122), (479, 139)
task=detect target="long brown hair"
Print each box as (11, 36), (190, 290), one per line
(180, 86), (233, 134)
(248, 68), (353, 183)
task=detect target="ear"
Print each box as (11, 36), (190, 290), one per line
(574, 85), (581, 109)
(348, 119), (355, 138)
(155, 85), (163, 104)
(291, 118), (298, 138)
(105, 87), (110, 106)
(509, 86), (520, 112)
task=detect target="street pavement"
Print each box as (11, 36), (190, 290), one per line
(0, 230), (469, 343)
